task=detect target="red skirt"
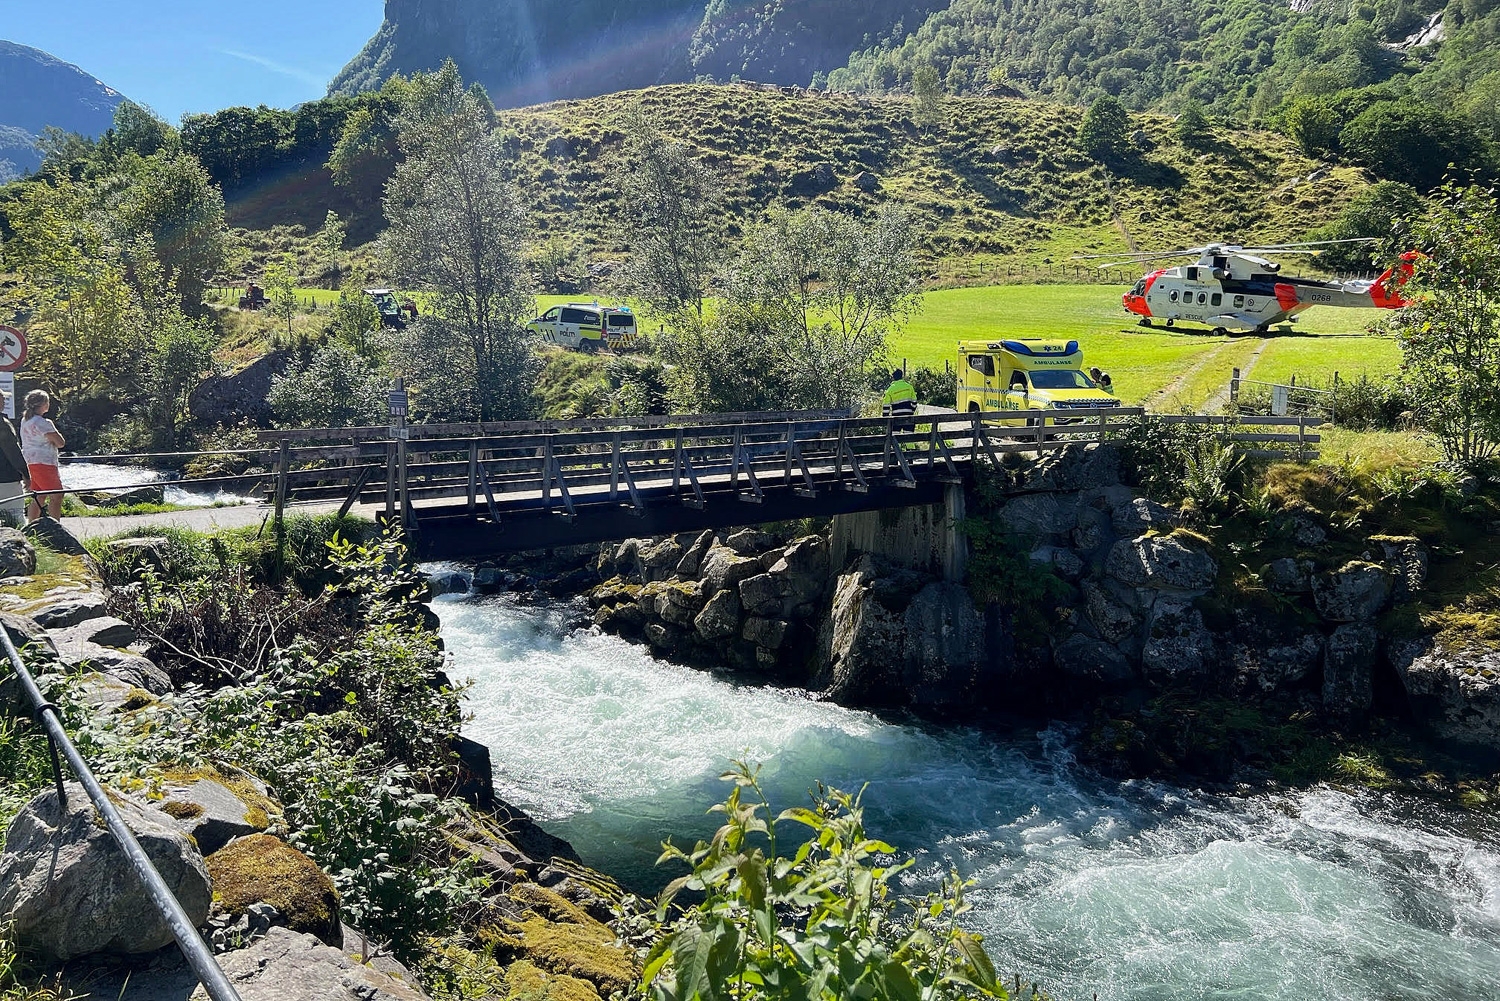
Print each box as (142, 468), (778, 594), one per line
(27, 463), (63, 493)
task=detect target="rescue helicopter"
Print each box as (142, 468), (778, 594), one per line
(1075, 241), (1418, 334)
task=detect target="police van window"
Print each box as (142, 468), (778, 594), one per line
(542, 307), (560, 321)
(561, 308), (597, 325)
(1211, 293), (1222, 306)
(1169, 290), (1179, 303)
(607, 313), (635, 328)
(967, 355), (995, 377)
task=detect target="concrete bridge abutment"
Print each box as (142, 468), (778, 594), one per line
(829, 482), (968, 582)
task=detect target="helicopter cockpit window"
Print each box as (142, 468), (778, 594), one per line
(1211, 293), (1222, 306)
(1197, 292), (1207, 304)
(1130, 279), (1146, 295)
(1169, 290), (1179, 302)
(968, 355), (995, 377)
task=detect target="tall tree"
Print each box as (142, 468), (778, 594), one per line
(617, 108), (720, 320)
(1078, 95), (1131, 162)
(1387, 184), (1500, 462)
(381, 62), (536, 422)
(107, 151), (227, 312)
(663, 206), (922, 413)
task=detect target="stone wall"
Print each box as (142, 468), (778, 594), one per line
(829, 481), (968, 582)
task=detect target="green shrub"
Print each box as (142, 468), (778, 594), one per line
(619, 761), (1007, 1001)
(911, 365), (958, 408)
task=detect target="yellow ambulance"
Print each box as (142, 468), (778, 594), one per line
(957, 339), (1119, 423)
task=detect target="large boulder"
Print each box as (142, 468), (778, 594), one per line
(55, 640), (171, 695)
(998, 492), (1078, 540)
(764, 536), (830, 613)
(651, 580), (705, 627)
(152, 770), (279, 855)
(693, 588), (741, 642)
(1263, 558), (1315, 595)
(1052, 632), (1135, 685)
(24, 516), (86, 557)
(30, 592), (108, 629)
(674, 530), (716, 578)
(0, 782), (211, 962)
(1082, 581), (1138, 645)
(899, 582), (988, 708)
(187, 349), (290, 426)
(189, 926), (430, 1001)
(1323, 623), (1379, 717)
(737, 573), (781, 617)
(1013, 443), (1122, 493)
(1141, 597), (1216, 682)
(0, 528), (36, 577)
(1110, 498), (1177, 537)
(50, 615), (139, 649)
(1314, 562), (1392, 623)
(635, 537), (685, 583)
(700, 545), (761, 596)
(1106, 535), (1218, 591)
(815, 570), (903, 703)
(1388, 637), (1500, 746)
(1230, 614), (1323, 693)
(206, 834), (342, 947)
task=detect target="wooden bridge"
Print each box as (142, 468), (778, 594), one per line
(250, 408), (1322, 560)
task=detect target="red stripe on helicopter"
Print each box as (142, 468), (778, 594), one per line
(1273, 283), (1300, 312)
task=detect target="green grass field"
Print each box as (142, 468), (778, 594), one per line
(273, 284), (1399, 412)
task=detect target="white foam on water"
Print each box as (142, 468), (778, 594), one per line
(60, 461), (254, 508)
(437, 593), (1500, 1000)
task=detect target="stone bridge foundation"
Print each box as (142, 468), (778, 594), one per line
(829, 482), (967, 582)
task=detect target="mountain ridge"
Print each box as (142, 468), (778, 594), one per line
(0, 39), (125, 180)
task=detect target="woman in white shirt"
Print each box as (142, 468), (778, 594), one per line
(20, 390), (66, 521)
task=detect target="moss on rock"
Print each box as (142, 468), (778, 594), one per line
(484, 883), (635, 997)
(205, 833), (342, 946)
(503, 958), (603, 1001)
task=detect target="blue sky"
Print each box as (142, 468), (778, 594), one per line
(4, 1), (385, 122)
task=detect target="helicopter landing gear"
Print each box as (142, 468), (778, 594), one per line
(1212, 326), (1228, 337)
(1138, 318), (1153, 328)
(1254, 324), (1270, 335)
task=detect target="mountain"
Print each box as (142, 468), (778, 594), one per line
(328, 0), (943, 104)
(0, 40), (125, 180)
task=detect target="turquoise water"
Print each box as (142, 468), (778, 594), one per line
(436, 593), (1500, 1001)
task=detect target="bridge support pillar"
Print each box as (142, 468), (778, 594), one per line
(829, 482), (968, 582)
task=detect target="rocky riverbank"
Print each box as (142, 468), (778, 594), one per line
(0, 525), (637, 1001)
(460, 442), (1500, 784)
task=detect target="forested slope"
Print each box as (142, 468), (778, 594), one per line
(828, 0), (1499, 121)
(183, 83), (1370, 276)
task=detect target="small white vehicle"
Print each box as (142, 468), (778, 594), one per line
(528, 303), (638, 351)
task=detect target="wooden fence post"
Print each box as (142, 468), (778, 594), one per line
(466, 441), (479, 514)
(1230, 367), (1240, 405)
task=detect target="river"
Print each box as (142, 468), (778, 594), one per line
(435, 591), (1500, 1001)
(59, 461), (254, 507)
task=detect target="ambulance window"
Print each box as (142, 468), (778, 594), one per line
(1211, 293), (1222, 306)
(1186, 267), (1199, 281)
(1169, 290), (1179, 303)
(1197, 292), (1207, 304)
(542, 307), (560, 321)
(1009, 371), (1028, 390)
(967, 355), (995, 377)
(1234, 295), (1244, 308)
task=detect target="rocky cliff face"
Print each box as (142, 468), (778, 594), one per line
(329, 0), (704, 105)
(0, 40), (124, 179)
(328, 0), (938, 104)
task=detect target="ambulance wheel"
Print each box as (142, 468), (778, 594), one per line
(1165, 319), (1174, 327)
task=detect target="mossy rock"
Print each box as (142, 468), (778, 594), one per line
(205, 834), (342, 946)
(486, 884), (635, 996)
(503, 958), (602, 1001)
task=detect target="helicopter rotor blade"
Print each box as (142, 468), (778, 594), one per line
(1069, 248), (1204, 262)
(1238, 238), (1379, 250)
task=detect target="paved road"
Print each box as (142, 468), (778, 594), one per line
(63, 499), (355, 539)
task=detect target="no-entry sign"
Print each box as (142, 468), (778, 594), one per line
(0, 327), (27, 373)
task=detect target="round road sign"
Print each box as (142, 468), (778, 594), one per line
(0, 327), (27, 372)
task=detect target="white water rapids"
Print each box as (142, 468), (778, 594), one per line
(435, 592), (1500, 1000)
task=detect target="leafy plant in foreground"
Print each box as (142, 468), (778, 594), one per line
(621, 761), (1006, 1001)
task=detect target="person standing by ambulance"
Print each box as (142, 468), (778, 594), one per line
(882, 369), (918, 417)
(21, 390), (65, 522)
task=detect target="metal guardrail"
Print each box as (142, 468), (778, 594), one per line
(0, 629), (242, 1001)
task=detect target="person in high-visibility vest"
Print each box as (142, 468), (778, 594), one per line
(882, 369), (918, 416)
